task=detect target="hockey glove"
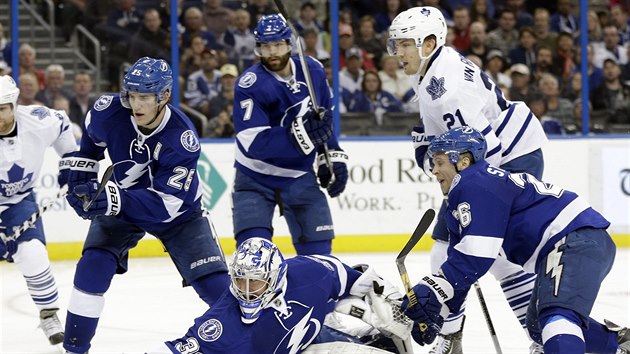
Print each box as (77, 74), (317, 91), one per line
(411, 126), (431, 175)
(58, 152), (99, 189)
(401, 274), (453, 346)
(290, 107), (333, 155)
(317, 149), (349, 198)
(0, 225), (17, 260)
(67, 181), (122, 220)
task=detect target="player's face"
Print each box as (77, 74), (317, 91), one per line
(235, 278), (269, 300)
(431, 153), (459, 195)
(258, 40), (291, 72)
(391, 39), (420, 75)
(0, 103), (15, 134)
(127, 92), (162, 127)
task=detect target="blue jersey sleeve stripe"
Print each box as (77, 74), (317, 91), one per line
(501, 111), (533, 157)
(453, 235), (503, 259)
(306, 255), (348, 297)
(494, 103), (517, 136)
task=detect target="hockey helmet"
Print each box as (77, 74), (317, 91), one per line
(387, 7), (447, 58)
(0, 75), (20, 109)
(254, 14), (293, 56)
(229, 237), (288, 324)
(121, 57), (173, 108)
(428, 126), (487, 165)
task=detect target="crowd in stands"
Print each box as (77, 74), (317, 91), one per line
(1, 0), (629, 137)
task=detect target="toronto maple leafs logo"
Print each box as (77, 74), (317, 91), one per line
(0, 164), (33, 197)
(420, 7), (431, 16)
(30, 106), (50, 120)
(426, 76), (447, 100)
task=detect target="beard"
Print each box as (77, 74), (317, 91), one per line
(261, 52), (291, 72)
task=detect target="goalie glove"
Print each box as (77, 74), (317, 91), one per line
(411, 126), (432, 175)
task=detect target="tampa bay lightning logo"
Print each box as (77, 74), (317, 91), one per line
(112, 140), (152, 189)
(279, 97), (311, 127)
(275, 302), (320, 354)
(239, 72), (257, 88)
(426, 76), (447, 100)
(197, 318), (222, 342)
(420, 7), (431, 16)
(180, 130), (200, 152)
(0, 164), (33, 197)
(94, 95), (113, 111)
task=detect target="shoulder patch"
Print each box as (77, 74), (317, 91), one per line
(198, 318), (222, 342)
(180, 130), (200, 152)
(426, 76), (447, 100)
(238, 72), (257, 88)
(94, 95), (114, 111)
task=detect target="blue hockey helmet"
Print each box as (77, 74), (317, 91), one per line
(229, 237), (288, 324)
(428, 126), (487, 165)
(254, 14), (292, 44)
(121, 57), (173, 108)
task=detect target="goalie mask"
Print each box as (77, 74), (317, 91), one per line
(229, 237), (288, 324)
(428, 126), (487, 166)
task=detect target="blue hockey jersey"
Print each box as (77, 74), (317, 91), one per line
(164, 254), (361, 354)
(80, 95), (203, 233)
(440, 162), (610, 312)
(233, 55), (338, 189)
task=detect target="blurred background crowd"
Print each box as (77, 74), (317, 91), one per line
(1, 0), (629, 139)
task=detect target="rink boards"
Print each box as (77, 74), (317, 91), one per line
(31, 137), (630, 260)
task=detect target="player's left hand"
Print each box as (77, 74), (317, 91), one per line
(401, 275), (453, 345)
(66, 181), (122, 220)
(0, 225), (17, 260)
(317, 149), (349, 198)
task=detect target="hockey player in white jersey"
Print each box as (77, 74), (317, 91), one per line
(0, 74), (77, 346)
(150, 237), (412, 354)
(387, 7), (548, 353)
(402, 127), (630, 354)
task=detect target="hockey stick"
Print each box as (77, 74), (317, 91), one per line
(0, 185), (68, 258)
(473, 281), (503, 354)
(81, 163), (115, 212)
(272, 0), (335, 186)
(395, 209), (436, 333)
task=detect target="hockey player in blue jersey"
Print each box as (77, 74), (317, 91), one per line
(401, 127), (630, 354)
(0, 75), (76, 346)
(231, 14), (348, 255)
(149, 237), (412, 354)
(388, 7), (548, 352)
(60, 57), (230, 354)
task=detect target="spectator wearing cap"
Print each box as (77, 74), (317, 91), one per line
(593, 25), (629, 68)
(533, 8), (558, 53)
(508, 63), (539, 102)
(204, 63), (238, 138)
(35, 64), (73, 108)
(340, 46), (365, 109)
(223, 8), (256, 72)
(452, 6), (472, 52)
(463, 21), (490, 62)
(355, 16), (385, 68)
(379, 55), (412, 101)
(538, 73), (574, 128)
(591, 58), (630, 125)
(129, 8), (170, 61)
(485, 49), (511, 88)
(184, 48), (223, 117)
(486, 10), (519, 58)
(509, 26), (537, 69)
(339, 23), (375, 70)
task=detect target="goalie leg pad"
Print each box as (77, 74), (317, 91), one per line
(303, 341), (396, 354)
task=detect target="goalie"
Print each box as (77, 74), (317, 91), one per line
(149, 237), (414, 354)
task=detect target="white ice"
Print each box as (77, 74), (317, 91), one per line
(1, 249), (629, 354)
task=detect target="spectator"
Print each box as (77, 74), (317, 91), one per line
(104, 0), (142, 90)
(554, 31), (576, 84)
(538, 73), (574, 128)
(0, 22), (8, 65)
(180, 34), (209, 79)
(486, 10), (520, 57)
(18, 44), (45, 88)
(339, 23), (375, 70)
(206, 63), (238, 122)
(246, 0), (274, 30)
(622, 44), (630, 83)
(348, 70), (402, 124)
(81, 0), (116, 37)
(223, 9), (257, 71)
(68, 71), (96, 126)
(508, 63), (540, 102)
(586, 9), (603, 43)
(562, 71), (582, 101)
(340, 47), (366, 98)
(527, 94), (563, 135)
(452, 6), (472, 52)
(533, 8), (558, 53)
(16, 72), (44, 106)
(205, 0), (235, 40)
(463, 21), (490, 61)
(532, 46), (557, 85)
(375, 0), (409, 35)
(550, 0), (578, 35)
(591, 58), (630, 125)
(184, 48), (222, 118)
(34, 64), (73, 108)
(565, 97), (606, 134)
(505, 0), (534, 29)
(485, 49), (511, 88)
(181, 7), (220, 51)
(378, 55), (412, 101)
(509, 26), (537, 69)
(60, 0), (86, 44)
(593, 25), (628, 68)
(610, 5), (630, 45)
(293, 2), (324, 37)
(470, 0), (496, 30)
(355, 16), (385, 68)
(129, 8), (169, 61)
(303, 28), (330, 62)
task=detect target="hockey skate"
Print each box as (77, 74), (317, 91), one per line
(428, 328), (463, 354)
(39, 308), (64, 345)
(605, 319), (630, 354)
(529, 342), (544, 354)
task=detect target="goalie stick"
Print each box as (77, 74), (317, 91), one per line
(473, 281), (503, 354)
(395, 209), (436, 333)
(272, 0), (335, 186)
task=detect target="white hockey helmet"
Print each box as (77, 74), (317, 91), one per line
(387, 7), (447, 58)
(229, 237), (287, 324)
(0, 75), (20, 109)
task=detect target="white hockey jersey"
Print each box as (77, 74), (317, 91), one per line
(0, 105), (76, 213)
(411, 46), (547, 166)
